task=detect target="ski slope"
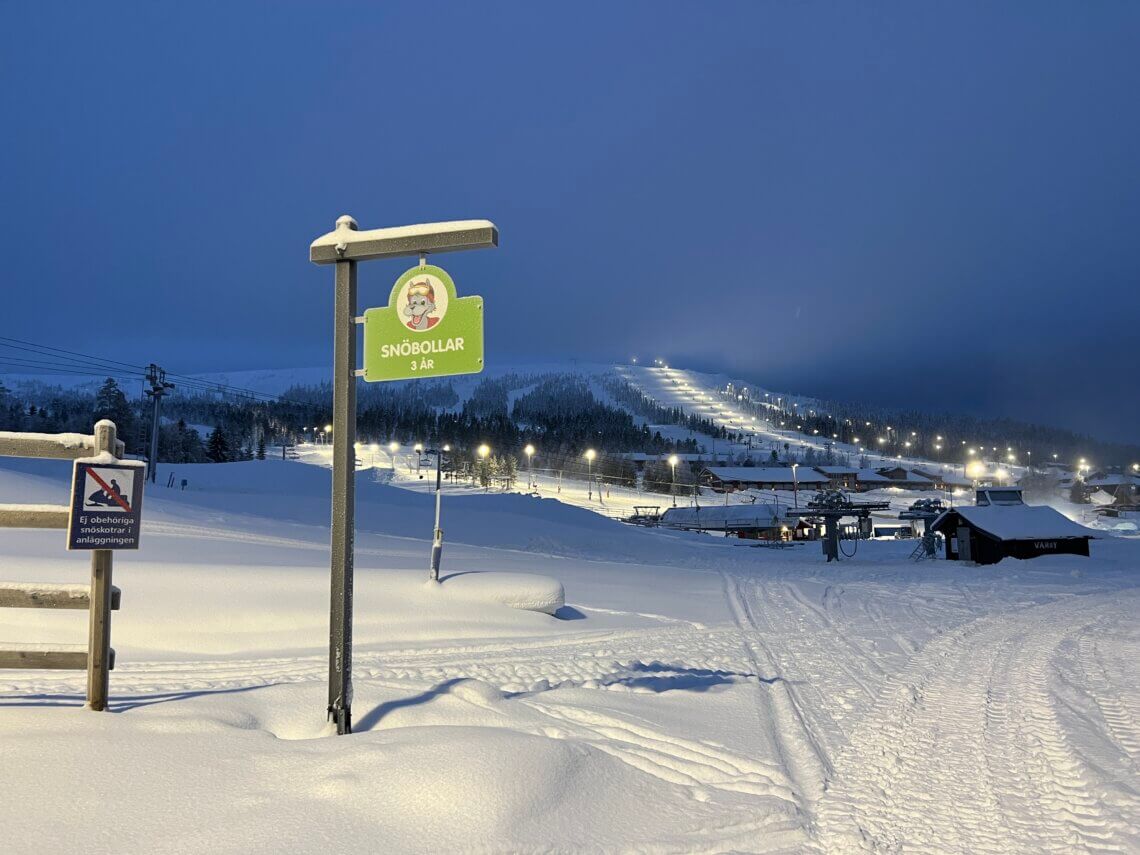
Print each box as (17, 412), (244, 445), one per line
(1, 454), (1137, 853)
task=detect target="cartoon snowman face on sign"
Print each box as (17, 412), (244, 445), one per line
(401, 277), (448, 331)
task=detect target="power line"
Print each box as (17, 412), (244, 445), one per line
(0, 335), (313, 409)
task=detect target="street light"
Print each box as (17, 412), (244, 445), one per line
(477, 443), (491, 491)
(668, 454), (679, 507)
(414, 442), (424, 478)
(585, 448), (596, 500)
(524, 443), (535, 491)
(791, 462), (799, 508)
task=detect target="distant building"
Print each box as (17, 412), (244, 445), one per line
(701, 466), (829, 492)
(875, 466), (935, 488)
(910, 467), (974, 491)
(854, 469), (893, 491)
(813, 465), (860, 489)
(1086, 473), (1139, 505)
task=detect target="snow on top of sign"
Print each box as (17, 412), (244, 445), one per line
(75, 452), (145, 467)
(310, 219), (496, 250)
(938, 504), (1097, 540)
(0, 642), (88, 652)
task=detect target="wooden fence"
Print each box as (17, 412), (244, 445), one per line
(0, 420), (125, 710)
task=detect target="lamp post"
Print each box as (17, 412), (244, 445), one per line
(791, 462), (799, 509)
(524, 443), (535, 491)
(428, 444), (450, 583)
(414, 442), (424, 479)
(477, 443), (491, 491)
(668, 454), (679, 508)
(585, 448), (596, 501)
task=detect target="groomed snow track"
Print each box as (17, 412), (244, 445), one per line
(812, 590), (1140, 854)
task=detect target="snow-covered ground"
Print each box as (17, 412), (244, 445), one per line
(2, 454), (1137, 853)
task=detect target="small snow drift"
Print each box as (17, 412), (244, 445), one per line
(436, 571), (565, 615)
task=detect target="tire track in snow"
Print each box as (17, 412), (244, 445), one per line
(1075, 627), (1140, 763)
(813, 591), (1140, 854)
(719, 571), (831, 811)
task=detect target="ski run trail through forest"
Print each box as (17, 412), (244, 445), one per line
(1, 456), (1137, 853)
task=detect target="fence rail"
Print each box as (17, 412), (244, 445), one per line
(0, 420), (123, 709)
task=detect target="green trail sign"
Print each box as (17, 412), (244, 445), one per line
(361, 264), (484, 382)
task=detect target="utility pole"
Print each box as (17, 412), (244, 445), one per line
(144, 364), (175, 484)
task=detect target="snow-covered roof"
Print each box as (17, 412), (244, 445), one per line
(855, 469), (892, 483)
(932, 505), (1096, 541)
(1087, 475), (1138, 488)
(911, 467), (971, 485)
(877, 468), (934, 484)
(815, 466), (859, 475)
(703, 466), (829, 484)
(661, 503), (787, 530)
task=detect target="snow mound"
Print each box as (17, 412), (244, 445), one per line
(437, 571), (565, 615)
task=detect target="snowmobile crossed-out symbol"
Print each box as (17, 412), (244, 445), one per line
(84, 468), (133, 512)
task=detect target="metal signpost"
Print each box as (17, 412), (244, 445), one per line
(310, 216), (497, 735)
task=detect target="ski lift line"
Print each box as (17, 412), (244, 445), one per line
(0, 360), (147, 383)
(0, 335), (306, 408)
(160, 376), (312, 408)
(156, 371), (316, 407)
(0, 336), (148, 372)
(0, 350), (149, 380)
(0, 355), (149, 379)
(0, 342), (146, 372)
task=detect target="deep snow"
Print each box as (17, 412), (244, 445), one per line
(1, 454), (1138, 853)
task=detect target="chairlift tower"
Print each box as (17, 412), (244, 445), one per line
(144, 364), (175, 483)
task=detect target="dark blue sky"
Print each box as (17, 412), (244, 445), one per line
(2, 3), (1138, 443)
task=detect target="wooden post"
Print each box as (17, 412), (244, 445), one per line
(86, 419), (116, 711)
